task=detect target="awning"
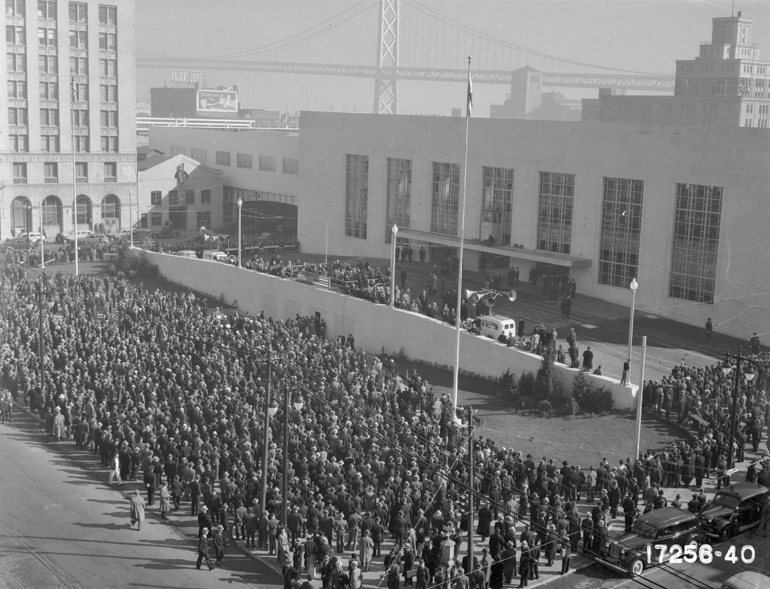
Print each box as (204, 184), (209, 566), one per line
(397, 228), (592, 268)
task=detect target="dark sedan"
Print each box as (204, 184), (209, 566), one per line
(699, 482), (769, 542)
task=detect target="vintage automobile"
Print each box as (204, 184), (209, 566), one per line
(699, 482), (770, 542)
(150, 227), (181, 239)
(598, 507), (702, 577)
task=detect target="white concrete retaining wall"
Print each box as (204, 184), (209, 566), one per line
(145, 251), (639, 411)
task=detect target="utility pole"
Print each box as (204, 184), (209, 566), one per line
(467, 405), (474, 573)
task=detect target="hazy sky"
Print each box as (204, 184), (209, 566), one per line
(135, 0), (770, 116)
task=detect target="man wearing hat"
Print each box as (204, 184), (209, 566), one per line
(212, 525), (225, 566)
(196, 527), (214, 570)
(198, 504), (212, 539)
(518, 542), (532, 587)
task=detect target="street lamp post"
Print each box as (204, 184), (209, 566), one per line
(390, 225), (398, 308)
(39, 202), (45, 269)
(237, 198), (243, 268)
(627, 278), (638, 384)
(722, 349), (755, 482)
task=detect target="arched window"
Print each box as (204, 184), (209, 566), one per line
(10, 196), (32, 232)
(41, 195), (63, 233)
(76, 194), (92, 226)
(102, 194), (120, 218)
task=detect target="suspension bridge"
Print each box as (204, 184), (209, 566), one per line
(136, 0), (675, 114)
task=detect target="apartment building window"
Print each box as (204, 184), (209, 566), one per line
(40, 134), (59, 152)
(190, 148), (207, 164)
(44, 162), (58, 183)
(72, 108), (88, 127)
(98, 5), (116, 25)
(40, 108), (59, 126)
(99, 84), (117, 102)
(39, 81), (58, 99)
(6, 53), (26, 71)
(38, 55), (57, 73)
(38, 0), (57, 19)
(669, 183), (722, 304)
(169, 145), (185, 157)
(150, 212), (162, 227)
(168, 190), (178, 207)
(481, 166), (515, 246)
(99, 57), (116, 76)
(69, 2), (87, 22)
(8, 80), (27, 98)
(103, 162), (116, 182)
(185, 190), (195, 205)
(598, 177), (644, 288)
(100, 135), (117, 152)
(7, 0), (25, 17)
(98, 32), (116, 51)
(100, 109), (117, 127)
(345, 155), (369, 239)
(236, 153), (253, 169)
(69, 30), (87, 49)
(38, 27), (57, 46)
(13, 162), (27, 184)
(537, 171), (575, 254)
(10, 134), (28, 152)
(385, 158), (411, 243)
(6, 26), (25, 45)
(259, 155), (276, 171)
(8, 107), (28, 126)
(431, 162), (460, 236)
(201, 189), (211, 204)
(75, 162), (87, 182)
(73, 135), (88, 152)
(282, 157), (299, 174)
(69, 56), (87, 74)
(150, 191), (161, 205)
(215, 151), (230, 166)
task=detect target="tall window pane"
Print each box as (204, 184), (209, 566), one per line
(386, 158), (411, 243)
(537, 171), (575, 254)
(431, 162), (460, 236)
(669, 183), (722, 304)
(482, 166), (515, 246)
(598, 177), (644, 287)
(345, 154), (368, 239)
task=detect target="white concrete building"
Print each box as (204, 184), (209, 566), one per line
(297, 111), (770, 339)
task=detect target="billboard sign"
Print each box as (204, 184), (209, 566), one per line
(196, 89), (238, 113)
(171, 69), (205, 86)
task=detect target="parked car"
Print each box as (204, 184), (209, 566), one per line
(202, 250), (228, 262)
(151, 227), (181, 239)
(598, 507), (702, 577)
(699, 482), (770, 542)
(721, 572), (770, 589)
(67, 229), (95, 240)
(6, 231), (43, 245)
(175, 250), (197, 259)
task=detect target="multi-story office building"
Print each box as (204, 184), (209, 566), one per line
(1, 0), (136, 240)
(583, 12), (770, 128)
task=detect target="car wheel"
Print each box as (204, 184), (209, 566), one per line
(718, 526), (732, 543)
(629, 558), (645, 577)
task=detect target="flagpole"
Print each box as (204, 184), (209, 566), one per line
(71, 75), (79, 276)
(452, 56), (472, 419)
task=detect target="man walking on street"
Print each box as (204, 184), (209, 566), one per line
(197, 528), (214, 570)
(130, 490), (145, 531)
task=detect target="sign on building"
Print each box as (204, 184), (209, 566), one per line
(171, 70), (205, 86)
(196, 89), (238, 113)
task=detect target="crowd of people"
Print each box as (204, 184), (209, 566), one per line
(1, 254), (769, 588)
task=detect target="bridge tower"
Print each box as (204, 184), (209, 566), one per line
(374, 0), (399, 114)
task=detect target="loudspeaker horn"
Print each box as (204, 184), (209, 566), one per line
(507, 290), (518, 302)
(462, 289), (482, 304)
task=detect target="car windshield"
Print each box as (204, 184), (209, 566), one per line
(712, 493), (739, 509)
(630, 519), (657, 538)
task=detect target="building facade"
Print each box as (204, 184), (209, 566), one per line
(148, 126), (299, 230)
(298, 111), (770, 339)
(137, 153), (223, 233)
(583, 13), (770, 128)
(1, 0), (136, 240)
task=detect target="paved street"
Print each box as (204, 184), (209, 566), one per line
(0, 408), (281, 589)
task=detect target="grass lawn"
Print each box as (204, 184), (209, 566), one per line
(393, 357), (688, 469)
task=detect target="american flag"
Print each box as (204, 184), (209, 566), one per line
(467, 77), (473, 117)
(71, 77), (78, 102)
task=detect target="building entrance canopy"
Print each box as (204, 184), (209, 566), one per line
(397, 228), (592, 268)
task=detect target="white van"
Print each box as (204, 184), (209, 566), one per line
(176, 250), (197, 259)
(202, 250), (228, 262)
(479, 314), (517, 341)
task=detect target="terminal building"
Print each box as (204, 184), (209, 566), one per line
(1, 0), (136, 240)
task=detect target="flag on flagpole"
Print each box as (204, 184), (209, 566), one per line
(467, 76), (473, 117)
(71, 77), (78, 102)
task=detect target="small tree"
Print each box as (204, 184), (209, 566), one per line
(518, 370), (535, 397)
(566, 396), (580, 416)
(533, 350), (563, 405)
(572, 370), (592, 409)
(538, 400), (552, 418)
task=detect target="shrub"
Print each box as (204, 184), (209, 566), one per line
(538, 400), (552, 418)
(518, 370), (535, 397)
(533, 352), (563, 405)
(498, 367), (515, 390)
(573, 374), (615, 414)
(567, 396), (580, 416)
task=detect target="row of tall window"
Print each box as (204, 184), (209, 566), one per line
(343, 155), (723, 304)
(6, 1), (116, 22)
(11, 160), (117, 183)
(150, 189), (212, 206)
(207, 149), (298, 175)
(8, 193), (121, 232)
